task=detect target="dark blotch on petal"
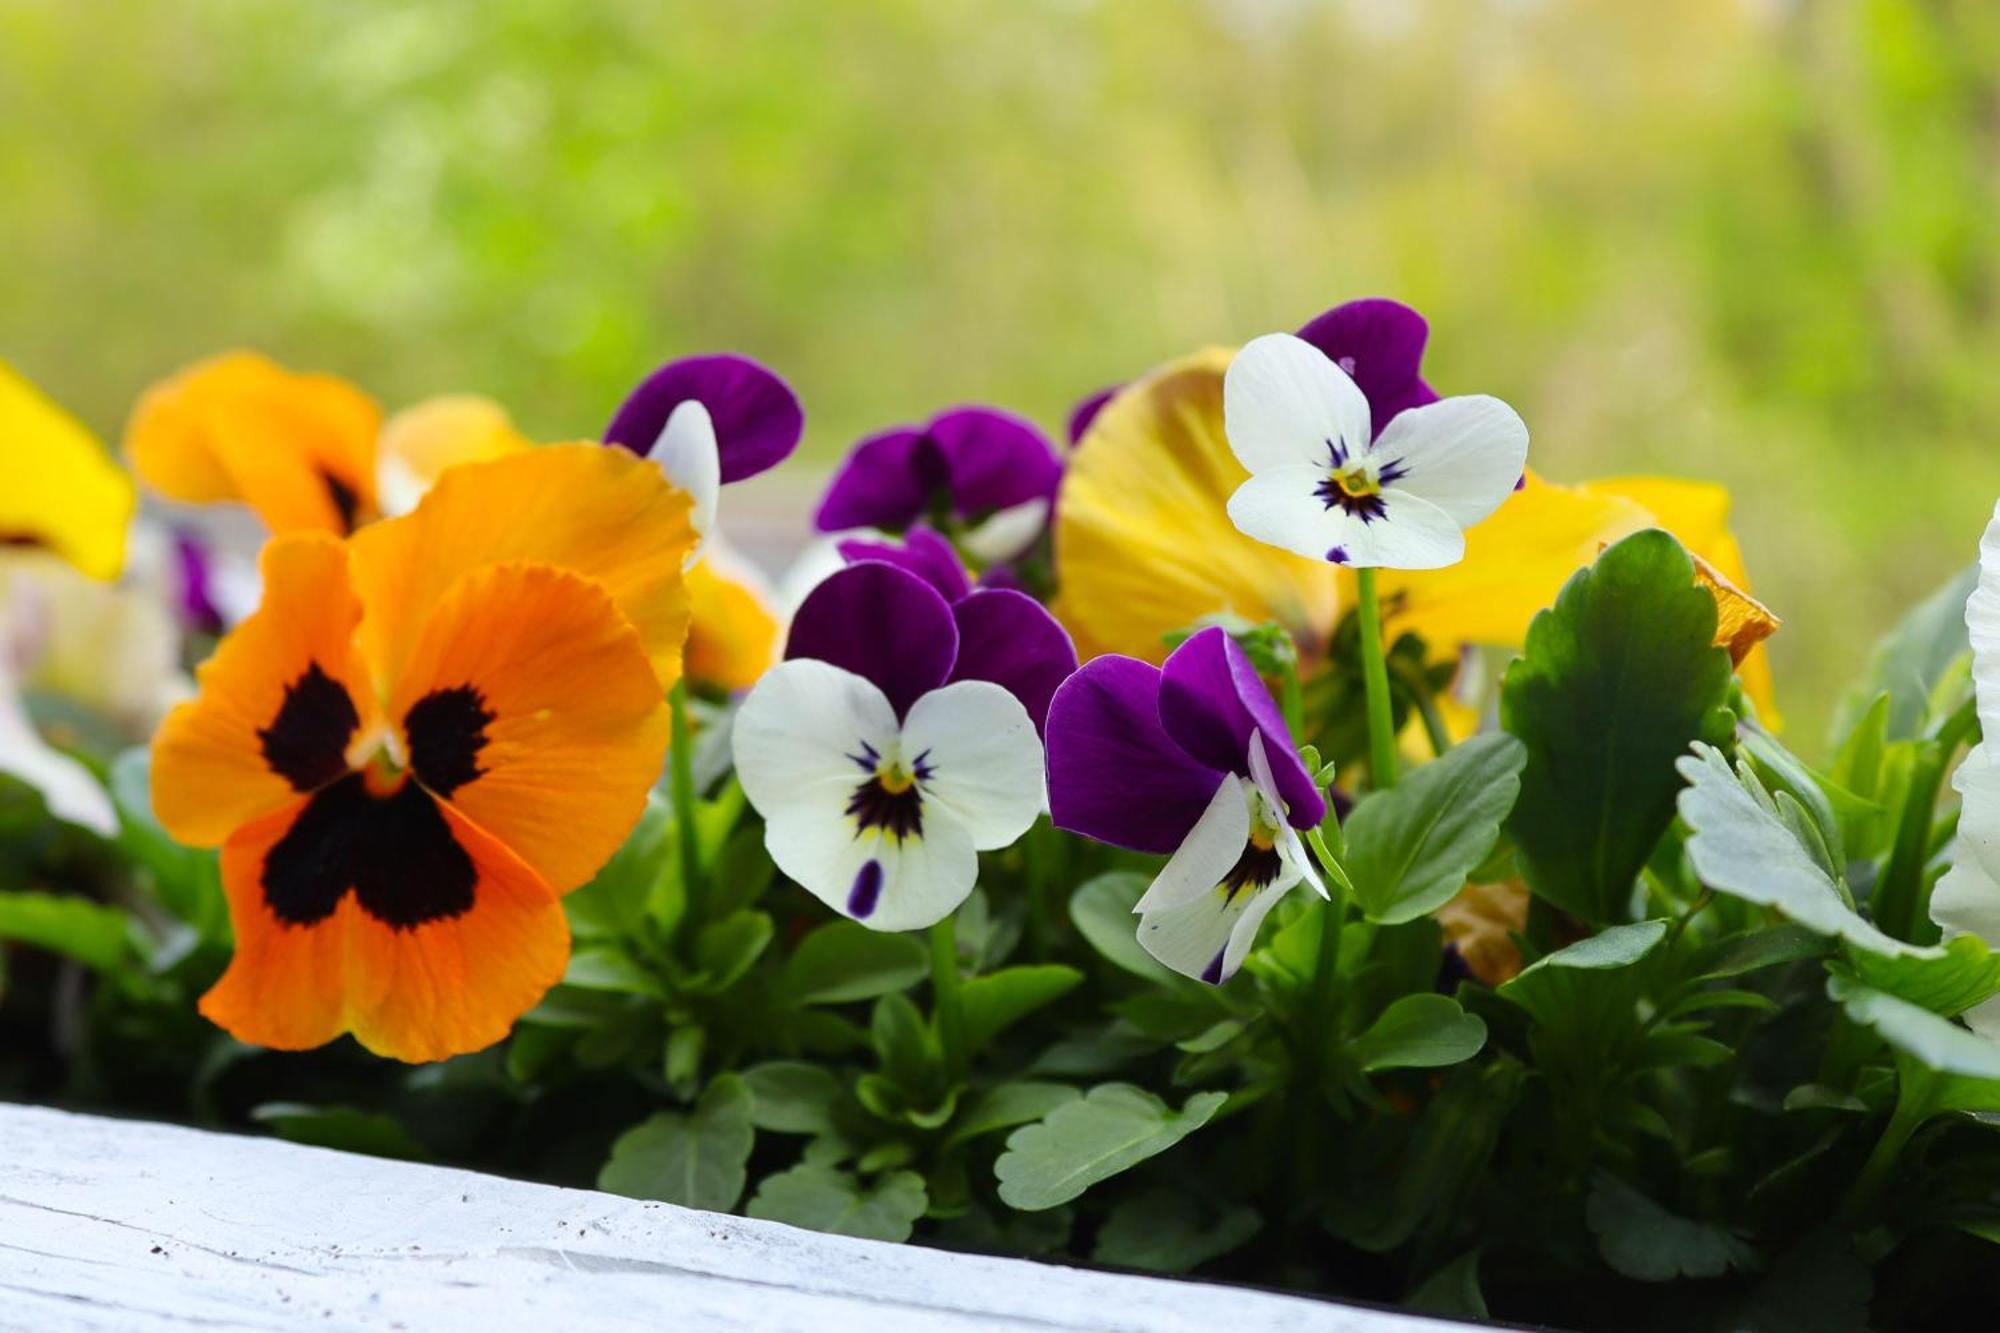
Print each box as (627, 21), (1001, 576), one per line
(847, 860), (884, 919)
(259, 661), (360, 793)
(1222, 842), (1284, 898)
(321, 469), (361, 534)
(262, 773), (476, 929)
(404, 685), (493, 798)
(1326, 546), (1350, 565)
(1199, 950), (1226, 985)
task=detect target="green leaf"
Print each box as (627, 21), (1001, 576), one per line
(959, 965), (1083, 1053)
(1501, 530), (1734, 922)
(0, 889), (130, 973)
(1835, 561), (1977, 741)
(1826, 973), (2000, 1083)
(994, 1084), (1225, 1211)
(1343, 733), (1525, 924)
(707, 822), (776, 917)
(781, 921), (928, 1005)
(871, 992), (940, 1091)
(946, 1081), (1081, 1146)
(1092, 1187), (1260, 1273)
(1346, 994), (1487, 1072)
(1694, 922), (1832, 979)
(1847, 934), (2000, 1018)
(251, 1103), (426, 1161)
(1069, 872), (1176, 982)
(109, 747), (224, 936)
(566, 793), (670, 938)
(741, 1061), (845, 1135)
(597, 1075), (754, 1212)
(689, 910), (773, 993)
(1498, 920), (1668, 1069)
(1677, 743), (1929, 957)
(1585, 1172), (1754, 1281)
(745, 1164), (927, 1242)
(1729, 1230), (1873, 1333)
(562, 944), (666, 997)
(1406, 1249), (1489, 1320)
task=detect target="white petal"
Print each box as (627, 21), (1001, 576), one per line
(645, 398), (721, 549)
(901, 680), (1045, 848)
(0, 680), (116, 837)
(1137, 866), (1302, 985)
(776, 533), (870, 619)
(733, 659), (899, 821)
(1969, 501), (2000, 738)
(763, 802), (978, 933)
(1223, 333), (1372, 475)
(1134, 774), (1250, 913)
(1372, 394), (1529, 529)
(1933, 743), (2000, 947)
(960, 498), (1050, 564)
(1225, 469), (1464, 570)
(1246, 729), (1323, 899)
(1360, 490), (1465, 570)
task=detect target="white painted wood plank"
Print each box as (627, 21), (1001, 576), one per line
(0, 1104), (1447, 1333)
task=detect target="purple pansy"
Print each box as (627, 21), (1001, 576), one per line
(1046, 626), (1328, 984)
(1294, 298), (1438, 437)
(1066, 385), (1118, 447)
(806, 540), (1077, 734)
(603, 353), (804, 540)
(171, 528), (225, 635)
(735, 561), (1050, 932)
(814, 408), (1061, 563)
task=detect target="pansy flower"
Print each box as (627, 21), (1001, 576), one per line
(1222, 331), (1528, 570)
(1047, 626), (1326, 983)
(733, 561), (1050, 932)
(375, 394), (534, 516)
(815, 407), (1061, 565)
(150, 445), (697, 1061)
(126, 352), (383, 536)
(604, 354), (803, 690)
(833, 526), (1077, 731)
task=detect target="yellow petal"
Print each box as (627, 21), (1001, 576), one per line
(1054, 347), (1337, 663)
(0, 359), (134, 579)
(125, 352), (382, 535)
(1583, 476), (1781, 727)
(379, 395), (534, 492)
(685, 545), (781, 693)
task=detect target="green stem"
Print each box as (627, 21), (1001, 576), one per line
(1388, 654), (1452, 758)
(1305, 827), (1353, 1081)
(1876, 696), (1979, 943)
(667, 680), (704, 923)
(1842, 1084), (1927, 1222)
(1024, 818), (1052, 961)
(1279, 652), (1306, 744)
(1355, 568), (1398, 789)
(929, 916), (967, 1080)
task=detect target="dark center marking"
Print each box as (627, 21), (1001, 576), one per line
(847, 775), (925, 842)
(1221, 839), (1283, 902)
(404, 685), (493, 797)
(1313, 438), (1407, 525)
(259, 662), (360, 792)
(262, 772), (476, 930)
(321, 469), (361, 534)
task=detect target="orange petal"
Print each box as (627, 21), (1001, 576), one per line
(201, 790), (567, 1063)
(150, 532), (376, 847)
(685, 548), (781, 693)
(1690, 550), (1781, 667)
(378, 394), (534, 507)
(124, 352), (382, 535)
(387, 561), (671, 893)
(348, 443), (697, 692)
(1054, 347), (1338, 663)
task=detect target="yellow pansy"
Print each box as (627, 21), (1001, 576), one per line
(0, 359), (134, 580)
(684, 543), (783, 693)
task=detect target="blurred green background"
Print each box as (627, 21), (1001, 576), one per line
(5, 0), (2000, 745)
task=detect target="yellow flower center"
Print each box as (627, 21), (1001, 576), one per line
(1334, 464), (1379, 499)
(877, 762), (917, 795)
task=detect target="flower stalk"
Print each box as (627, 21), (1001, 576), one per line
(930, 915), (967, 1080)
(668, 679), (705, 921)
(1356, 568), (1398, 789)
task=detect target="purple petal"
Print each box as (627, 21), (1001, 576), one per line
(813, 428), (937, 532)
(948, 589), (1078, 735)
(604, 353), (804, 484)
(836, 526), (972, 601)
(1046, 656), (1227, 854)
(1157, 628), (1325, 829)
(784, 562), (958, 717)
(172, 528), (224, 634)
(926, 407), (1062, 516)
(1295, 298), (1438, 437)
(1066, 385), (1119, 447)
(976, 563), (1026, 593)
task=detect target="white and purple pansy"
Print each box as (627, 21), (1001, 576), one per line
(814, 407), (1061, 564)
(1222, 331), (1528, 571)
(603, 352), (805, 542)
(1045, 626), (1328, 984)
(733, 560), (1067, 932)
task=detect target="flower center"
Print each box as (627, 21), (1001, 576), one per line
(1220, 801), (1285, 901)
(1333, 464), (1379, 500)
(845, 743), (933, 842)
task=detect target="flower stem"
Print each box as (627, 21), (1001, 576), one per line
(1842, 1081), (1927, 1222)
(1875, 695), (1980, 943)
(1279, 652), (1306, 744)
(667, 679), (704, 922)
(1355, 567), (1398, 789)
(929, 915), (967, 1081)
(1305, 827), (1352, 1076)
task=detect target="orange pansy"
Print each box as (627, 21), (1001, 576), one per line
(151, 448), (684, 1062)
(125, 352), (383, 535)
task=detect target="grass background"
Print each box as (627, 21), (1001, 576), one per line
(6, 0), (2000, 746)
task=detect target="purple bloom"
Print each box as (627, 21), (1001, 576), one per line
(1046, 626), (1327, 983)
(172, 528), (225, 635)
(814, 408), (1061, 560)
(1294, 298), (1438, 437)
(1066, 385), (1118, 447)
(795, 551), (1077, 734)
(735, 560), (1053, 932)
(605, 353), (803, 483)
